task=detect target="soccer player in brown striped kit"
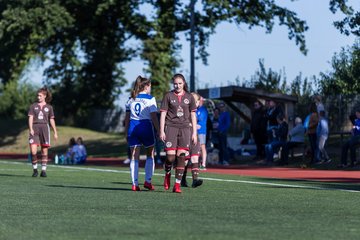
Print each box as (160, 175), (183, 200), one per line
(28, 87), (58, 177)
(159, 74), (198, 193)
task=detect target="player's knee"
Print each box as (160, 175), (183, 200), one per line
(165, 154), (176, 164)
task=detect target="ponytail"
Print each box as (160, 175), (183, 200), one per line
(131, 76), (151, 99)
(38, 87), (52, 103)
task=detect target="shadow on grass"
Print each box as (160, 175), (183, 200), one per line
(0, 173), (28, 177)
(0, 119), (28, 148)
(47, 184), (131, 191)
(256, 177), (360, 192)
(50, 138), (129, 158)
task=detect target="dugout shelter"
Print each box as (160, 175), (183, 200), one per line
(198, 85), (298, 128)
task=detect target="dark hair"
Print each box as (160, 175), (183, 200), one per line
(309, 102), (317, 113)
(69, 137), (76, 146)
(131, 76), (151, 99)
(172, 73), (189, 92)
(77, 137), (83, 144)
(276, 113), (285, 121)
(37, 87), (52, 103)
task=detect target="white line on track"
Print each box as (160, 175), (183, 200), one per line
(1, 161), (359, 193)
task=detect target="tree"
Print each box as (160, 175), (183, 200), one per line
(244, 59), (287, 93)
(141, 0), (180, 99)
(0, 1), (149, 124)
(331, 0), (359, 36)
(0, 0), (353, 125)
(318, 41), (360, 95)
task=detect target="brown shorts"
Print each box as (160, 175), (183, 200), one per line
(29, 124), (51, 147)
(164, 125), (191, 151)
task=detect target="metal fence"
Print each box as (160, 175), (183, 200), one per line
(324, 95), (360, 132)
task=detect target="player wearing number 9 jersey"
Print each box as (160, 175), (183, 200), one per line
(124, 76), (160, 191)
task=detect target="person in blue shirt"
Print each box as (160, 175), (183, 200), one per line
(264, 113), (288, 165)
(279, 117), (305, 165)
(340, 110), (360, 168)
(196, 96), (208, 169)
(72, 137), (87, 164)
(217, 103), (231, 165)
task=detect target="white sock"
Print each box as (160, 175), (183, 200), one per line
(145, 157), (154, 183)
(42, 165), (47, 171)
(130, 160), (139, 186)
(32, 164), (38, 170)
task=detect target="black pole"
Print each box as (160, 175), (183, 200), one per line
(190, 0), (196, 92)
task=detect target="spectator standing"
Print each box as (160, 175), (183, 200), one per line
(307, 103), (319, 164)
(250, 100), (267, 160)
(316, 111), (330, 163)
(265, 100), (283, 142)
(264, 114), (288, 165)
(210, 108), (220, 149)
(196, 96), (208, 170)
(159, 73), (197, 193)
(279, 117), (305, 165)
(217, 103), (231, 165)
(339, 110), (360, 168)
(124, 76), (160, 191)
(314, 95), (325, 114)
(28, 87), (58, 177)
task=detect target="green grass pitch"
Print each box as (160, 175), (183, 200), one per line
(1, 160), (360, 240)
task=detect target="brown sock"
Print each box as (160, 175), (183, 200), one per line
(191, 162), (200, 180)
(164, 154), (175, 173)
(175, 154), (186, 181)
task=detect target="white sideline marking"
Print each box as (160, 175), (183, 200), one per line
(1, 161), (359, 193)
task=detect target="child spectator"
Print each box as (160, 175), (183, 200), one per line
(63, 137), (76, 164)
(72, 137), (87, 164)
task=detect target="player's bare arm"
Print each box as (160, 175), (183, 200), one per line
(50, 118), (58, 141)
(159, 111), (167, 142)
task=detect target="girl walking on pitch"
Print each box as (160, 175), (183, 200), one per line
(124, 76), (160, 191)
(28, 87), (58, 177)
(181, 92), (204, 188)
(160, 73), (198, 193)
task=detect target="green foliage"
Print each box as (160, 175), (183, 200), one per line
(318, 41), (360, 95)
(245, 59), (288, 93)
(0, 80), (37, 119)
(141, 0), (180, 100)
(0, 0), (352, 125)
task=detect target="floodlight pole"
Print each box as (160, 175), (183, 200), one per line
(190, 0), (196, 92)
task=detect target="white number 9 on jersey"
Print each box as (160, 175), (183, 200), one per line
(134, 103), (141, 116)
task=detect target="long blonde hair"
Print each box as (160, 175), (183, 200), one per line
(131, 76), (151, 99)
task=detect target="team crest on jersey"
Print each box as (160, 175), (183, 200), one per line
(166, 142), (172, 148)
(29, 139), (34, 144)
(184, 98), (189, 104)
(44, 107), (49, 112)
